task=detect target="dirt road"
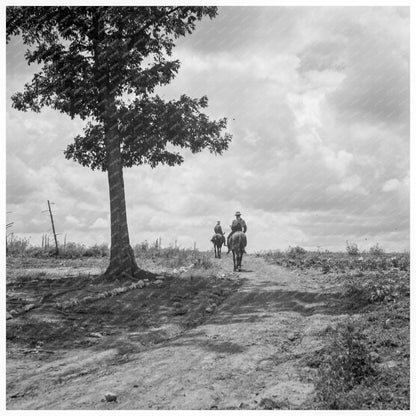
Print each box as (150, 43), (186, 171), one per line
(7, 254), (349, 410)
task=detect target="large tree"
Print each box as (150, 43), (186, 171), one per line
(7, 6), (232, 279)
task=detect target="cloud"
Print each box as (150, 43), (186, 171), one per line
(65, 215), (82, 227)
(382, 176), (409, 193)
(6, 155), (40, 203)
(328, 175), (368, 195)
(327, 8), (409, 125)
(6, 6), (410, 252)
(90, 217), (108, 229)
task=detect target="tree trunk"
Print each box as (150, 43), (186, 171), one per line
(93, 11), (139, 280)
(103, 100), (139, 279)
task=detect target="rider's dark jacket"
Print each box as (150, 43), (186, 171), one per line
(231, 218), (247, 233)
(214, 224), (224, 234)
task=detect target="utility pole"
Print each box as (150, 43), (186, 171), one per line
(6, 222), (14, 255)
(47, 200), (59, 255)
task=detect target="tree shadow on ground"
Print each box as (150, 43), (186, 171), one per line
(207, 288), (350, 326)
(89, 329), (246, 358)
(149, 332), (247, 355)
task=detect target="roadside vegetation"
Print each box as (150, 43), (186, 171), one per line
(6, 237), (228, 353)
(6, 236), (213, 270)
(261, 243), (410, 410)
(6, 237), (409, 409)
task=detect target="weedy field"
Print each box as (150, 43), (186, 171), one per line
(260, 246), (410, 409)
(6, 239), (410, 410)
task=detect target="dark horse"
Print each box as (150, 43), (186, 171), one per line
(229, 231), (247, 271)
(211, 233), (225, 258)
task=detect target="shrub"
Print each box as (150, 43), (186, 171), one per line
(314, 323), (377, 409)
(343, 270), (409, 306)
(60, 242), (86, 258)
(346, 241), (359, 256)
(321, 258), (331, 274)
(369, 243), (384, 256)
(83, 243), (109, 257)
(194, 255), (213, 270)
(6, 236), (30, 256)
(58, 242), (109, 258)
(286, 246), (306, 258)
(397, 254), (410, 271)
(133, 241), (151, 255)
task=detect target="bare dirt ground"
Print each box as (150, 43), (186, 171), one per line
(7, 254), (351, 410)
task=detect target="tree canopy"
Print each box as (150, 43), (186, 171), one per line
(7, 6), (232, 171)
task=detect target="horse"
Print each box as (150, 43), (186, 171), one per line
(211, 233), (225, 258)
(229, 231), (247, 271)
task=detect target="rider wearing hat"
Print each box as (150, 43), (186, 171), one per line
(227, 211), (247, 253)
(214, 220), (226, 246)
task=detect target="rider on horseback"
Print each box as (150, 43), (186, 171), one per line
(213, 221), (226, 246)
(214, 221), (224, 235)
(227, 211), (247, 254)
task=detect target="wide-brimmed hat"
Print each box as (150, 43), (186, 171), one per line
(235, 211), (241, 216)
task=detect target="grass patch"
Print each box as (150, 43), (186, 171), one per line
(312, 322), (377, 409)
(262, 248), (410, 274)
(310, 316), (409, 410)
(342, 270), (409, 308)
(261, 247), (410, 410)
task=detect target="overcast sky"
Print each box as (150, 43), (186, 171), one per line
(5, 6), (410, 252)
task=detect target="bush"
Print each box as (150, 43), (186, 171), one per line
(6, 236), (30, 256)
(346, 241), (359, 256)
(133, 241), (151, 255)
(343, 270), (409, 306)
(59, 242), (86, 258)
(314, 323), (377, 409)
(83, 243), (109, 257)
(194, 255), (213, 269)
(52, 242), (109, 258)
(369, 243), (384, 256)
(286, 246), (306, 258)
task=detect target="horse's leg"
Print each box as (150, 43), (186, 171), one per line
(218, 245), (221, 259)
(232, 251), (237, 271)
(238, 251), (243, 271)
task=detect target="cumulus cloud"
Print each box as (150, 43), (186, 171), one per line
(327, 8), (409, 125)
(382, 176), (409, 193)
(6, 6), (410, 252)
(65, 215), (81, 227)
(90, 217), (108, 229)
(7, 155), (40, 203)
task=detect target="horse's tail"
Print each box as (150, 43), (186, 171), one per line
(230, 231), (246, 251)
(211, 233), (224, 245)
